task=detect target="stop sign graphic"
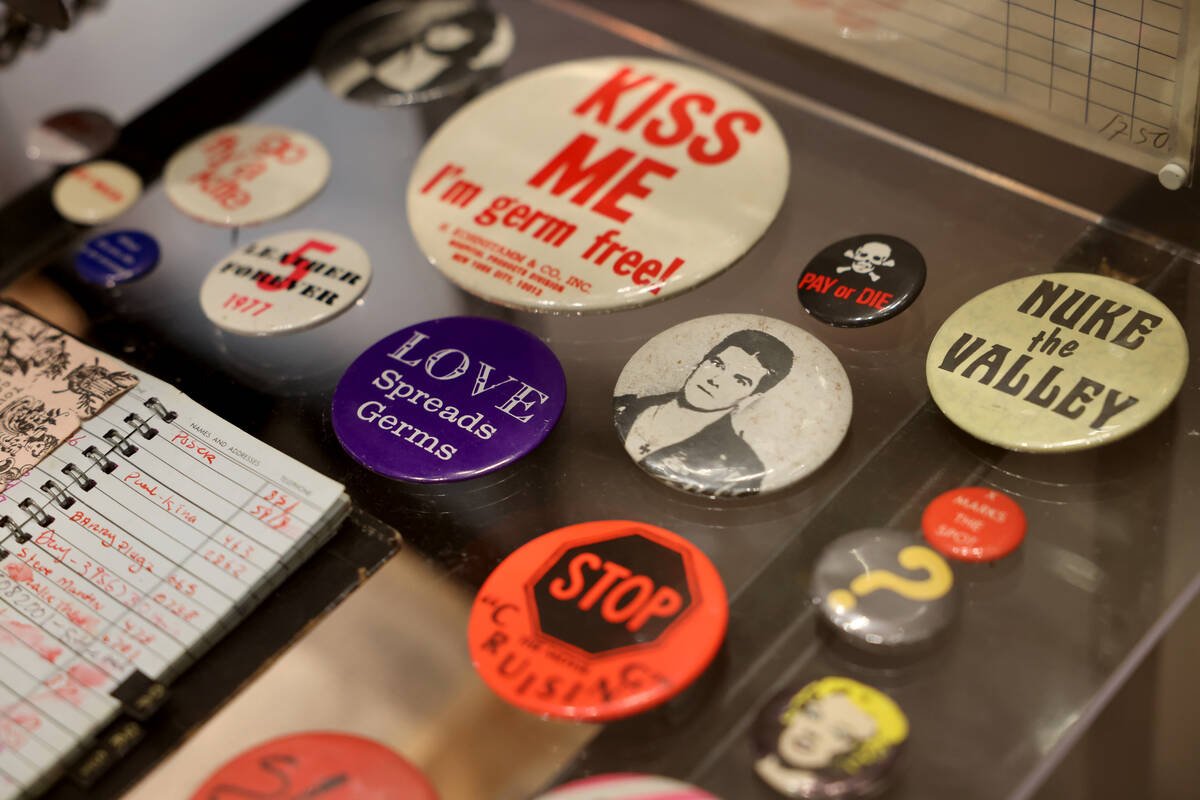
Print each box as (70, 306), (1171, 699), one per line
(469, 520), (728, 721)
(528, 531), (694, 655)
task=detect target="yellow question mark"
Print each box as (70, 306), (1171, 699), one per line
(828, 545), (953, 610)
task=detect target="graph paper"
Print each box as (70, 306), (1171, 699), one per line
(690, 0), (1200, 184)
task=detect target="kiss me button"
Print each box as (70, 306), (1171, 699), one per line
(406, 56), (789, 312)
(469, 520), (728, 721)
(332, 317), (565, 482)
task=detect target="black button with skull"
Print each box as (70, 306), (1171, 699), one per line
(797, 234), (925, 327)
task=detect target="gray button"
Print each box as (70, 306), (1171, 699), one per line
(315, 0), (515, 107)
(27, 109), (117, 164)
(812, 529), (958, 650)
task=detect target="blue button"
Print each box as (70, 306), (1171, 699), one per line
(75, 230), (160, 286)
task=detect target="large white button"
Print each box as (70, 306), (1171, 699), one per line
(406, 56), (789, 312)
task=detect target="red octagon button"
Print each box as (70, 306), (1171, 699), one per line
(470, 520), (727, 721)
(526, 529), (697, 656)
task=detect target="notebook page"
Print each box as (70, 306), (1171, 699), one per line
(0, 368), (347, 798)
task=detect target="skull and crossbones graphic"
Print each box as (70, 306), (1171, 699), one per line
(836, 241), (895, 282)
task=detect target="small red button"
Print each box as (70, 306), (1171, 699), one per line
(922, 487), (1026, 562)
(469, 520), (728, 722)
(188, 732), (437, 800)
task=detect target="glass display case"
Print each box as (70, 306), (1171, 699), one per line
(0, 1), (1196, 799)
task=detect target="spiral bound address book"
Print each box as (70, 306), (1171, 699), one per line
(0, 305), (350, 799)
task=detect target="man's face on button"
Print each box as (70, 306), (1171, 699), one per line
(682, 345), (769, 412)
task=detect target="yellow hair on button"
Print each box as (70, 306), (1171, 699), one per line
(779, 676), (908, 774)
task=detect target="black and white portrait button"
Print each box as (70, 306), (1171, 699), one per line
(797, 235), (925, 327)
(315, 0), (515, 107)
(613, 314), (852, 498)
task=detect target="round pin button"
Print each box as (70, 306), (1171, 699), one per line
(75, 230), (160, 286)
(406, 56), (789, 312)
(164, 124), (331, 227)
(332, 317), (565, 482)
(468, 520), (728, 721)
(926, 272), (1188, 452)
(812, 529), (957, 651)
(922, 486), (1026, 562)
(200, 230), (371, 336)
(536, 774), (721, 799)
(797, 235), (925, 327)
(613, 314), (851, 498)
(752, 677), (908, 798)
(316, 0), (515, 107)
(188, 731), (438, 800)
(27, 109), (118, 164)
(52, 160), (142, 225)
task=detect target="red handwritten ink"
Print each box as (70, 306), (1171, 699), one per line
(171, 431), (218, 465)
(67, 662), (107, 688)
(124, 472), (158, 497)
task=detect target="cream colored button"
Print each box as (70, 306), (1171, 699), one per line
(51, 160), (142, 225)
(200, 230), (371, 336)
(406, 56), (789, 312)
(163, 124), (331, 227)
(927, 272), (1188, 452)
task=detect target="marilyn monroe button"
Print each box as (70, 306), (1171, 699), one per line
(752, 677), (907, 798)
(613, 314), (851, 498)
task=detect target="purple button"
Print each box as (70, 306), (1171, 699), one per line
(332, 317), (566, 482)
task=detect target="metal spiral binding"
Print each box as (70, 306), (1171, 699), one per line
(0, 515), (23, 542)
(143, 397), (178, 423)
(60, 463), (95, 491)
(17, 497), (52, 528)
(40, 479), (75, 510)
(0, 394), (169, 547)
(124, 413), (158, 440)
(104, 428), (138, 456)
(82, 444), (118, 473)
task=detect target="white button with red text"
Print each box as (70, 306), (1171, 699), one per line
(164, 124), (331, 227)
(406, 56), (789, 312)
(199, 230), (371, 336)
(52, 160), (142, 225)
